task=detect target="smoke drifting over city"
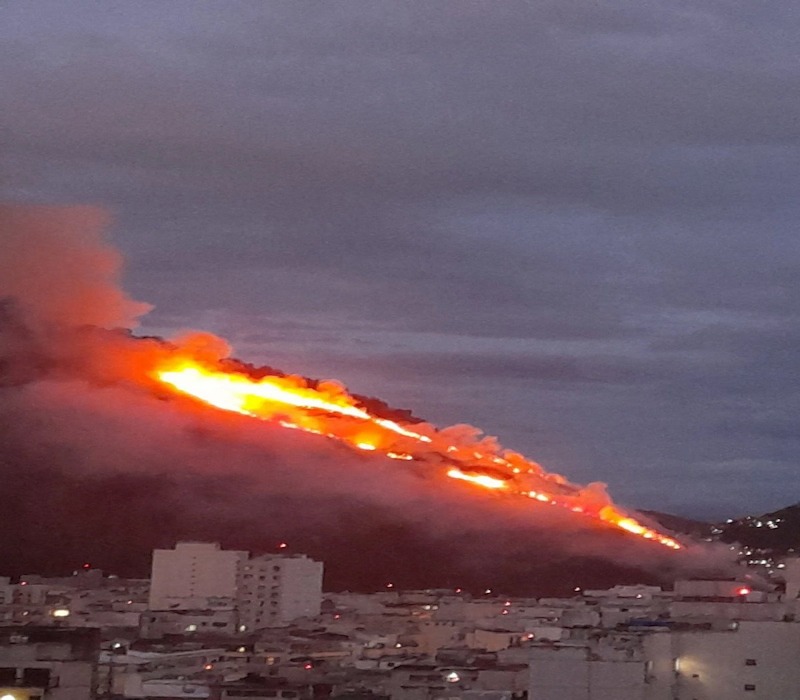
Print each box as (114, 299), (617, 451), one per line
(0, 204), (735, 592)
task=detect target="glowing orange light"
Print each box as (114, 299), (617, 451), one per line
(446, 468), (507, 490)
(153, 360), (682, 550)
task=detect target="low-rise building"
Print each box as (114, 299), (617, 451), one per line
(0, 626), (100, 700)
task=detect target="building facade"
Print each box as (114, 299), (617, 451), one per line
(238, 554), (324, 630)
(0, 626), (100, 700)
(149, 542), (248, 611)
(148, 544), (323, 632)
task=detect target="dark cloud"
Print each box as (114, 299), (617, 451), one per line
(310, 349), (645, 385)
(0, 1), (798, 519)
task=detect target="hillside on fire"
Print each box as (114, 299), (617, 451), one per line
(0, 203), (734, 594)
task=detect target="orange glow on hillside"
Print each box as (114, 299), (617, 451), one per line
(154, 359), (682, 551)
(447, 468), (508, 490)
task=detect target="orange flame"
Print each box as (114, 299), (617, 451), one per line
(154, 359), (681, 550)
(447, 468), (508, 490)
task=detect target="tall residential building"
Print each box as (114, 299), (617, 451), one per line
(237, 554), (324, 630)
(148, 542), (248, 611)
(147, 543), (324, 631)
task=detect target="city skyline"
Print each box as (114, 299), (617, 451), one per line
(0, 541), (798, 700)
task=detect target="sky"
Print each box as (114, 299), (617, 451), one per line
(1, 1), (798, 519)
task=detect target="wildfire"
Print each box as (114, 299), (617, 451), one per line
(447, 468), (508, 490)
(154, 359), (681, 550)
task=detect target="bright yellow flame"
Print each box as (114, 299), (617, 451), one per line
(447, 468), (508, 490)
(159, 367), (368, 419)
(154, 361), (681, 550)
(599, 507), (681, 550)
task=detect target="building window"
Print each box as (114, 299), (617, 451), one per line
(744, 685), (756, 691)
(745, 659), (757, 666)
(24, 668), (52, 687)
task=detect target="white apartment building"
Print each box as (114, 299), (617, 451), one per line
(673, 620), (800, 699)
(238, 553), (323, 630)
(528, 629), (674, 700)
(528, 619), (800, 700)
(149, 542), (248, 611)
(148, 543), (323, 631)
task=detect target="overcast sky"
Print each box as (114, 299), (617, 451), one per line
(2, 1), (798, 519)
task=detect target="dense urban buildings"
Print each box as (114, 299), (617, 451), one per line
(0, 544), (798, 699)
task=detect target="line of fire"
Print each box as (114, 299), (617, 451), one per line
(150, 355), (682, 552)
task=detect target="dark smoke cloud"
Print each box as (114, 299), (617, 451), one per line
(0, 203), (735, 592)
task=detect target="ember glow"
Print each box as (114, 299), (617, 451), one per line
(154, 359), (682, 550)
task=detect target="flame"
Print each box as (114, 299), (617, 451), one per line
(447, 468), (508, 490)
(154, 359), (681, 550)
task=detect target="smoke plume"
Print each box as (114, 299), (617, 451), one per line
(0, 202), (736, 593)
(0, 204), (151, 330)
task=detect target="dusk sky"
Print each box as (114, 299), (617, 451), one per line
(2, 2), (798, 519)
